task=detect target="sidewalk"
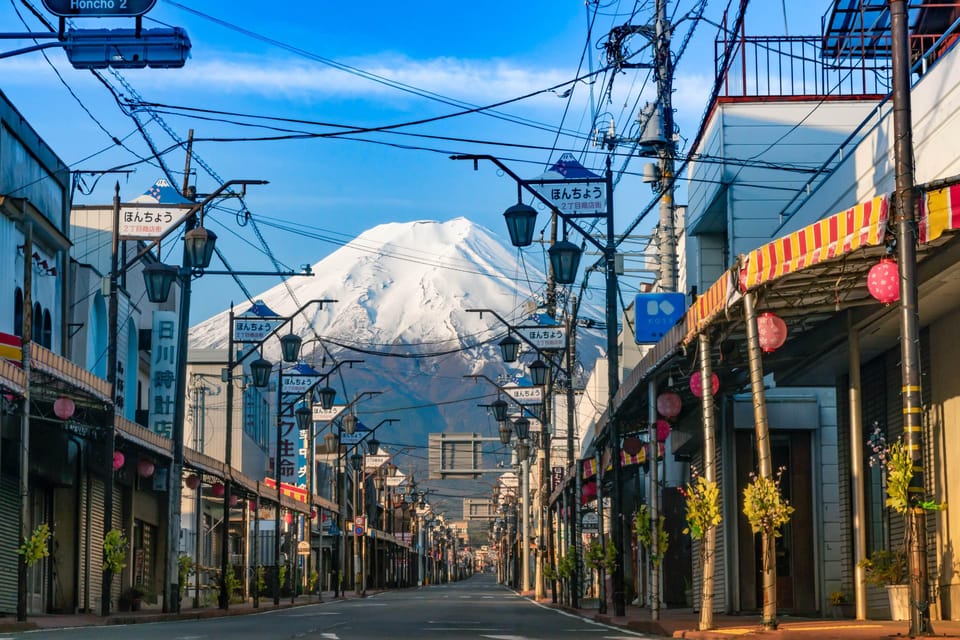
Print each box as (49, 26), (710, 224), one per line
(0, 590), (370, 634)
(535, 595), (960, 639)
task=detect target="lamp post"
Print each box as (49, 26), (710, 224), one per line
(220, 300), (335, 610)
(467, 306), (570, 602)
(317, 392), (382, 598)
(455, 154), (622, 615)
(128, 179), (272, 614)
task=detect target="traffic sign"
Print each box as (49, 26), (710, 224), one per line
(43, 0), (157, 17)
(515, 324), (566, 350)
(634, 292), (686, 344)
(353, 525), (365, 537)
(297, 541), (310, 556)
(118, 203), (191, 239)
(582, 511), (599, 532)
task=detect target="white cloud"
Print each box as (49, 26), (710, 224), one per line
(132, 54), (579, 106)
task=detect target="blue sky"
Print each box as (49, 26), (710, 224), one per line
(0, 0), (831, 323)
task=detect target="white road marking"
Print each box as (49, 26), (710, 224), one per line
(526, 599), (649, 637)
(321, 634), (340, 639)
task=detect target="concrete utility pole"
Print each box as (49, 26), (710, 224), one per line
(655, 0), (677, 293)
(889, 0), (932, 635)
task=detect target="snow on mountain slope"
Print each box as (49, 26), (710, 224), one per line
(189, 217), (605, 492)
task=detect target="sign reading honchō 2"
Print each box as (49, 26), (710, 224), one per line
(530, 153), (606, 216)
(43, 0), (157, 17)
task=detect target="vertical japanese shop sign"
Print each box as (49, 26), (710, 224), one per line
(278, 408), (300, 489)
(149, 310), (178, 439)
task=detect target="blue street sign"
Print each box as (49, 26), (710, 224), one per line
(43, 0), (157, 17)
(327, 523), (340, 536)
(634, 292), (686, 344)
(353, 525), (364, 537)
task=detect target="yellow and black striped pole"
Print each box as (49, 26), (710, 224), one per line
(890, 0), (932, 635)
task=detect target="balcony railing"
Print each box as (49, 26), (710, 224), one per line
(716, 34), (892, 99)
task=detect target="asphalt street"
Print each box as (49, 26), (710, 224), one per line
(0, 575), (656, 640)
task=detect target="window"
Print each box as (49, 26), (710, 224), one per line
(42, 310), (52, 349)
(13, 288), (23, 337)
(32, 303), (41, 343)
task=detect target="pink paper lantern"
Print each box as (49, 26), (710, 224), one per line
(581, 481), (597, 504)
(211, 482), (225, 498)
(185, 474), (201, 490)
(229, 494), (239, 507)
(690, 371), (720, 398)
(867, 258), (900, 304)
(656, 419), (671, 442)
(112, 450), (125, 471)
(53, 396), (75, 420)
(623, 436), (642, 456)
(137, 459), (155, 478)
(310, 509), (318, 520)
(656, 391), (682, 419)
(757, 311), (788, 353)
(284, 512), (294, 525)
(249, 500), (257, 512)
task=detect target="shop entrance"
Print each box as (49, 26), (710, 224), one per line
(735, 430), (816, 614)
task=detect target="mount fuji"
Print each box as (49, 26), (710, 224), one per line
(189, 217), (604, 493)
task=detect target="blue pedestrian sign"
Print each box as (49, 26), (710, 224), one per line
(634, 292), (686, 344)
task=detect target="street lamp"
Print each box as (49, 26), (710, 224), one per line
(250, 355), (273, 388)
(295, 401), (312, 431)
(111, 178), (271, 614)
(547, 239), (582, 285)
(318, 385), (336, 411)
(498, 422), (513, 445)
(279, 332), (303, 364)
(514, 417), (530, 441)
(498, 334), (521, 363)
(343, 413), (357, 435)
(455, 153), (622, 615)
(503, 202), (537, 247)
(491, 398), (509, 422)
(528, 360), (548, 387)
(366, 435), (380, 455)
(142, 261), (180, 304)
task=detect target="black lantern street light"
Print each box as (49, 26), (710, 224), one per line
(547, 239), (582, 285)
(491, 398), (509, 422)
(455, 153), (621, 615)
(105, 179), (278, 614)
(318, 385), (337, 411)
(367, 435), (380, 455)
(221, 300), (338, 610)
(503, 202), (537, 247)
(498, 334), (521, 363)
(528, 360), (548, 387)
(514, 417), (531, 441)
(250, 355), (273, 388)
(279, 332), (303, 364)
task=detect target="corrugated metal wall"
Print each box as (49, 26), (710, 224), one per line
(0, 475), (19, 613)
(691, 421), (727, 613)
(79, 476), (104, 612)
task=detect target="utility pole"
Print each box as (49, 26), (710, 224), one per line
(890, 0), (932, 635)
(601, 0), (677, 618)
(655, 0), (677, 293)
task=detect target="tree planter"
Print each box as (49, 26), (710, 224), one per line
(886, 584), (909, 621)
